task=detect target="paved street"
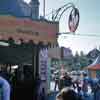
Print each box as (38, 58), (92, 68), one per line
(47, 81), (59, 100)
(48, 91), (58, 100)
(50, 81), (59, 92)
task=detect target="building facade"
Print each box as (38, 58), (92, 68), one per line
(49, 47), (73, 81)
(0, 15), (58, 44)
(0, 0), (39, 19)
(0, 14), (59, 98)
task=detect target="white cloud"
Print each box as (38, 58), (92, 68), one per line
(58, 34), (100, 55)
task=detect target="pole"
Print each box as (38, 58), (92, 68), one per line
(43, 0), (45, 17)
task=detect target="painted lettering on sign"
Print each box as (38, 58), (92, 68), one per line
(39, 48), (48, 81)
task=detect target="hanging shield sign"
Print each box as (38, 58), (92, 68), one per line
(68, 8), (80, 32)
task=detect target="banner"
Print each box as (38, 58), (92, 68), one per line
(39, 48), (48, 81)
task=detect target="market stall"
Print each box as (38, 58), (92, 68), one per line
(86, 55), (100, 78)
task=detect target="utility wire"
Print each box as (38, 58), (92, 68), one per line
(58, 32), (100, 37)
(75, 34), (100, 37)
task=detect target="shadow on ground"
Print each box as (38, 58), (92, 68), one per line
(48, 91), (58, 100)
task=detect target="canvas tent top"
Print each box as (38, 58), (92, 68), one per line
(87, 55), (100, 70)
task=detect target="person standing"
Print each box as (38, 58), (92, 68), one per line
(0, 76), (11, 100)
(82, 72), (89, 96)
(54, 73), (59, 91)
(91, 78), (100, 100)
(59, 72), (73, 91)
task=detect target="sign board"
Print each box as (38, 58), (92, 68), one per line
(39, 48), (48, 81)
(39, 48), (49, 93)
(68, 8), (80, 32)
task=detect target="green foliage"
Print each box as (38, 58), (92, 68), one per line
(65, 51), (90, 70)
(72, 51), (89, 70)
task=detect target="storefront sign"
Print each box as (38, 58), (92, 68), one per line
(16, 27), (36, 34)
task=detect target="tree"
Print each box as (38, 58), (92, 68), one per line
(77, 51), (88, 69)
(72, 51), (89, 70)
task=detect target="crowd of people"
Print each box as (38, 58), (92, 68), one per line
(54, 71), (100, 100)
(0, 65), (100, 100)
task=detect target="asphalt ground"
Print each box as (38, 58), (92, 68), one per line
(48, 91), (58, 100)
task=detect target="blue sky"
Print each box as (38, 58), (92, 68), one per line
(39, 0), (100, 33)
(24, 0), (100, 54)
